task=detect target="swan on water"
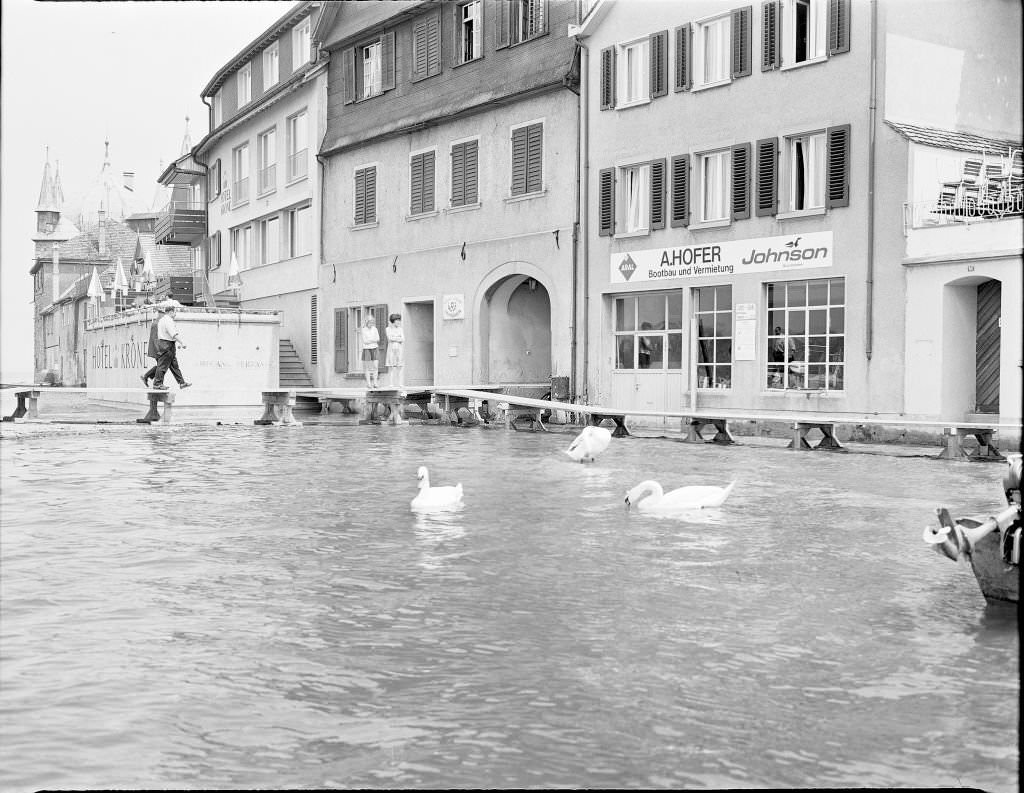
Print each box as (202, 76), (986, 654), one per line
(565, 425), (613, 463)
(624, 479), (736, 513)
(411, 466), (464, 511)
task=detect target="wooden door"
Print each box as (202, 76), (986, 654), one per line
(975, 280), (1000, 413)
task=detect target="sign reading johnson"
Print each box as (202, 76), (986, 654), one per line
(609, 231), (833, 284)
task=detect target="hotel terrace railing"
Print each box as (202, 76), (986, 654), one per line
(903, 187), (1023, 233)
(154, 200), (207, 245)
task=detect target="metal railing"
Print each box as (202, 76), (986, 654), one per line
(233, 178), (250, 204)
(258, 165), (277, 194)
(902, 191), (1023, 234)
(288, 150), (309, 181)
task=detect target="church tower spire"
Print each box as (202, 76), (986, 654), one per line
(180, 115), (193, 156)
(36, 147), (60, 235)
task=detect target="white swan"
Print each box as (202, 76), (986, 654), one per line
(565, 425), (613, 463)
(410, 466), (464, 511)
(624, 479), (736, 513)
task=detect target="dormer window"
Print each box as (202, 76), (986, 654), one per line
(238, 62), (252, 106)
(263, 42), (279, 90)
(293, 17), (312, 71)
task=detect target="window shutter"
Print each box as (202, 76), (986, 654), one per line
(411, 154), (424, 213)
(374, 304), (389, 364)
(452, 143), (466, 205)
(650, 30), (668, 98)
(310, 295), (318, 365)
(650, 158), (666, 230)
(674, 24), (691, 91)
(366, 167), (377, 222)
(670, 154), (690, 227)
(201, 237), (210, 274)
(412, 19), (429, 81)
(496, 0), (511, 48)
(214, 231), (222, 268)
(527, 123), (543, 193)
(423, 151), (435, 212)
(826, 124), (851, 208)
(334, 307), (349, 373)
(343, 47), (355, 103)
(761, 1), (780, 71)
(732, 6), (752, 78)
(755, 137), (778, 216)
(465, 139), (478, 204)
(427, 12), (441, 76)
(511, 126), (527, 196)
(828, 0), (850, 55)
(355, 169), (366, 223)
(382, 31), (396, 91)
(598, 167), (615, 236)
(600, 46), (615, 110)
(731, 142), (751, 220)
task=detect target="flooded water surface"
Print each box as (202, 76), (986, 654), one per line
(0, 423), (1018, 790)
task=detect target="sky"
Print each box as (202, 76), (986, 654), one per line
(0, 0), (290, 382)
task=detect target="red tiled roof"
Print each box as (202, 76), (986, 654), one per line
(885, 121), (1021, 156)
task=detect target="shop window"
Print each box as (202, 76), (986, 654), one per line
(614, 291), (684, 370)
(695, 284), (733, 388)
(766, 277), (845, 390)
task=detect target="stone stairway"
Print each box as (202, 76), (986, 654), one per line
(279, 339), (314, 389)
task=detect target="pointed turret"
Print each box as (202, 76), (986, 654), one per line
(180, 115), (193, 156)
(36, 148), (61, 235)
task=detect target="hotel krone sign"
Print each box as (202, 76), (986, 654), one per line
(609, 231), (833, 284)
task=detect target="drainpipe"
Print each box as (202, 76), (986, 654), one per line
(866, 0), (878, 360)
(575, 35), (590, 403)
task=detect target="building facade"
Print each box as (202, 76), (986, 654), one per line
(179, 1), (326, 376)
(315, 0), (581, 391)
(572, 0), (1021, 436)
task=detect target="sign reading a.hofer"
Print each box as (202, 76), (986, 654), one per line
(609, 231), (833, 284)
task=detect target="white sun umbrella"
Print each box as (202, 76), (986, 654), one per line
(226, 251), (243, 290)
(86, 267), (105, 315)
(112, 257), (130, 311)
(142, 250), (156, 285)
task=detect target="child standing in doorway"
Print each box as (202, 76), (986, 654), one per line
(385, 313), (405, 388)
(360, 315), (380, 389)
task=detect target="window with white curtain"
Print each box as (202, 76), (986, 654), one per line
(787, 132), (826, 211)
(258, 216), (280, 265)
(616, 38), (650, 106)
(293, 18), (311, 71)
(362, 41), (382, 98)
(785, 0), (827, 65)
(695, 14), (730, 87)
(699, 149), (730, 222)
(621, 163), (650, 234)
(238, 62), (252, 105)
(263, 42), (279, 90)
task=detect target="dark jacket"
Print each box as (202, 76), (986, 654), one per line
(147, 321), (160, 359)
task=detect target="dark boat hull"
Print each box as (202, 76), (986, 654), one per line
(969, 531), (1020, 603)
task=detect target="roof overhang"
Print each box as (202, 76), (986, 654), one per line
(568, 0), (611, 38)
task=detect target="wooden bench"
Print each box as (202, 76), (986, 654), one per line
(136, 391), (175, 424)
(788, 420), (846, 451)
(682, 417), (736, 445)
(937, 425), (1004, 461)
(3, 389), (41, 421)
(362, 388), (406, 426)
(254, 390), (302, 426)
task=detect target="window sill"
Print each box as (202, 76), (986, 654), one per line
(445, 202), (481, 215)
(776, 207), (826, 220)
(257, 187), (277, 200)
(780, 55), (828, 72)
(405, 209), (439, 222)
(352, 221), (379, 231)
(613, 229), (650, 239)
(505, 190), (546, 204)
(285, 173), (309, 187)
(231, 200), (250, 210)
(691, 78), (731, 93)
(616, 97), (651, 110)
(689, 219), (731, 230)
(452, 56), (483, 69)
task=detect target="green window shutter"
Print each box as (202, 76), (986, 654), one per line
(732, 6), (752, 78)
(496, 0), (511, 49)
(826, 124), (851, 208)
(464, 139), (478, 204)
(674, 24), (691, 91)
(334, 307), (349, 373)
(731, 142), (751, 220)
(526, 123), (542, 193)
(452, 143), (466, 206)
(650, 158), (666, 230)
(650, 30), (668, 98)
(382, 31), (396, 91)
(670, 154), (690, 227)
(343, 47), (355, 103)
(755, 137), (778, 216)
(761, 1), (780, 71)
(598, 167), (615, 236)
(511, 126), (527, 196)
(600, 46), (615, 110)
(828, 0), (850, 55)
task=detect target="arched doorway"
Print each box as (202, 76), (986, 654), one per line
(481, 274), (551, 384)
